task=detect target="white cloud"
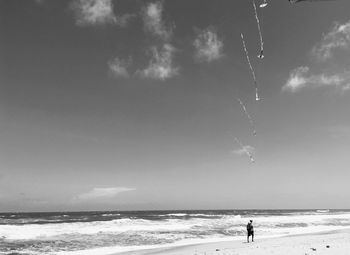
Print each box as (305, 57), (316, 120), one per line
(328, 125), (350, 139)
(193, 27), (224, 63)
(76, 187), (135, 200)
(232, 145), (255, 157)
(142, 1), (173, 41)
(312, 20), (350, 61)
(71, 0), (132, 27)
(283, 66), (309, 92)
(283, 66), (350, 92)
(108, 57), (131, 78)
(137, 44), (178, 80)
(282, 66), (310, 92)
(284, 20), (350, 94)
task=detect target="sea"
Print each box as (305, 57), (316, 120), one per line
(1, 209), (350, 255)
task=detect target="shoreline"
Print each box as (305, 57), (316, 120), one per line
(116, 228), (350, 255)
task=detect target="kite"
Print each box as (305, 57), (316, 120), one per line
(234, 137), (255, 163)
(253, 0), (264, 59)
(240, 33), (261, 101)
(260, 0), (268, 8)
(255, 88), (261, 101)
(236, 98), (257, 136)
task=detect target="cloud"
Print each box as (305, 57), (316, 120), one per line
(108, 57), (131, 78)
(312, 20), (350, 61)
(232, 145), (255, 156)
(137, 44), (178, 80)
(328, 125), (350, 139)
(142, 1), (173, 41)
(76, 187), (135, 200)
(283, 66), (310, 92)
(193, 27), (224, 63)
(284, 20), (350, 94)
(71, 0), (133, 27)
(283, 66), (350, 92)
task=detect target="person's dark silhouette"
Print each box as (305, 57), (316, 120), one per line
(246, 220), (254, 243)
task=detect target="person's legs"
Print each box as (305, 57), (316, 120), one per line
(247, 231), (253, 242)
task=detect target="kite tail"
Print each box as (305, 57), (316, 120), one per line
(253, 0), (264, 59)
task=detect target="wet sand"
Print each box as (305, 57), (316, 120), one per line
(117, 228), (350, 255)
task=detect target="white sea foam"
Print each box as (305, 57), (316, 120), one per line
(166, 213), (188, 216)
(0, 218), (193, 240)
(2, 212), (350, 240)
(2, 211), (350, 255)
(317, 209), (330, 213)
(101, 213), (121, 217)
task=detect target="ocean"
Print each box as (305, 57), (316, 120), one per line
(1, 209), (350, 255)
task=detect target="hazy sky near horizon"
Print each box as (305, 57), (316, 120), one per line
(1, 0), (350, 212)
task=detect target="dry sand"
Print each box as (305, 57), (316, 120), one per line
(117, 228), (350, 255)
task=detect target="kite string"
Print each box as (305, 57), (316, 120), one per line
(237, 98), (257, 136)
(240, 33), (257, 85)
(240, 33), (260, 101)
(234, 137), (255, 163)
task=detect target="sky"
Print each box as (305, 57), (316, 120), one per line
(1, 0), (350, 212)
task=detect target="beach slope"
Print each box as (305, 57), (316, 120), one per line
(119, 229), (350, 255)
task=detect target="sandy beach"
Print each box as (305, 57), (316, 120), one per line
(118, 228), (350, 255)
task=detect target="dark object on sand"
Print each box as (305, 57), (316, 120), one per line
(311, 248), (317, 251)
(326, 245), (330, 248)
(216, 249), (220, 251)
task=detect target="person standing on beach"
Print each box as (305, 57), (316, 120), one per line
(246, 220), (254, 243)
